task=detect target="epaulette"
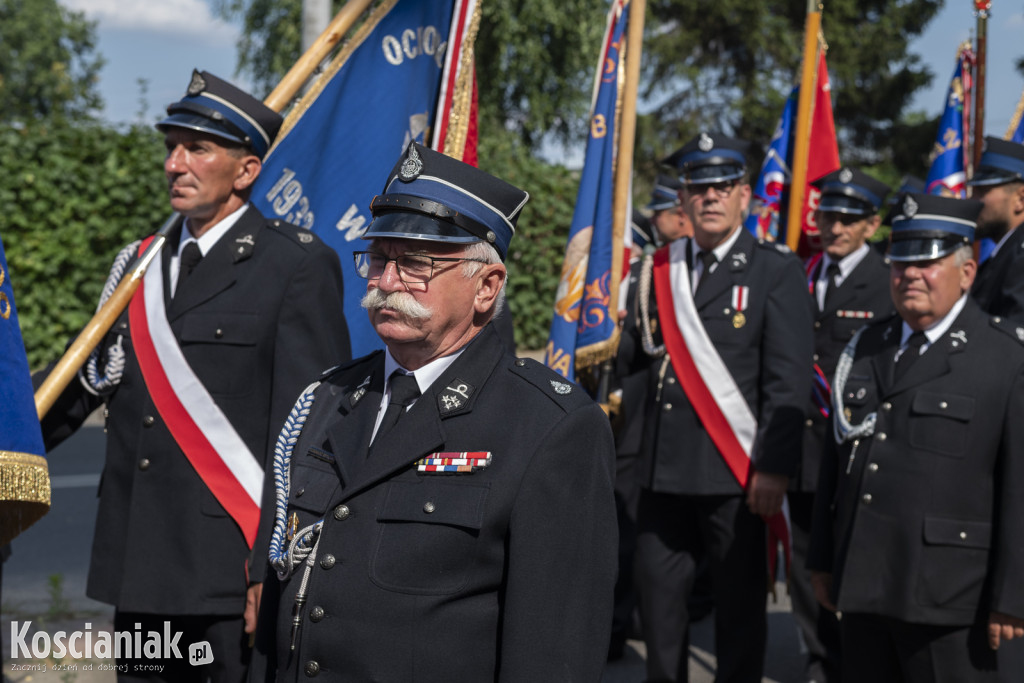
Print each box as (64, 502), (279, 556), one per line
(990, 316), (1024, 345)
(757, 238), (791, 254)
(508, 357), (595, 412)
(319, 349), (384, 381)
(267, 219), (321, 249)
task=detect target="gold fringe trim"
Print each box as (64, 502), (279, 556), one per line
(268, 0), (402, 154)
(0, 451), (51, 546)
(441, 0), (483, 159)
(574, 327), (621, 371)
(1005, 88), (1024, 141)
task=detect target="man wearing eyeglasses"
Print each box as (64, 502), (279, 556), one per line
(250, 142), (618, 682)
(629, 132), (813, 682)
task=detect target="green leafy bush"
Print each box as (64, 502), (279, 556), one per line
(0, 120), (167, 367)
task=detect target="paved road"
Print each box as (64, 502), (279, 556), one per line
(2, 424), (807, 682)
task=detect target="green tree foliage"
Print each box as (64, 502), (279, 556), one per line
(0, 121), (168, 367)
(0, 0), (104, 121)
(214, 0), (609, 148)
(638, 0), (942, 175)
(479, 132), (580, 349)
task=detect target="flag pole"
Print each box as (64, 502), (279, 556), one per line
(34, 0), (376, 419)
(595, 0), (646, 406)
(786, 1), (822, 252)
(972, 1), (991, 167)
(609, 0), (646, 322)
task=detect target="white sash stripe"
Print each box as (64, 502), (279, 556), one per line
(143, 257), (263, 505)
(668, 239), (757, 456)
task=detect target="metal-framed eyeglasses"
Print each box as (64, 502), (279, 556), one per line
(686, 179), (739, 198)
(352, 251), (490, 284)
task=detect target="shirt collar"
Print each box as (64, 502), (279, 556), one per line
(900, 293), (969, 347)
(383, 346), (466, 397)
(822, 243), (870, 283)
(691, 225), (744, 268)
(178, 203), (250, 257)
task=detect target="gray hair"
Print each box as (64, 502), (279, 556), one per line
(461, 241), (506, 317)
(952, 244), (974, 267)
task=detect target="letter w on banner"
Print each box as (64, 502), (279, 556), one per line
(545, 0), (629, 382)
(252, 0), (479, 357)
(0, 229), (50, 545)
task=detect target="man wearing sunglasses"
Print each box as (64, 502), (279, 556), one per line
(629, 132), (813, 682)
(250, 142), (617, 681)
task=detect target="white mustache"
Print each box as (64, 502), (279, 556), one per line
(361, 289), (433, 320)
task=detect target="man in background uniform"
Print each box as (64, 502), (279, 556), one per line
(630, 132), (813, 682)
(794, 167), (893, 682)
(809, 193), (1024, 682)
(39, 70), (350, 682)
(968, 136), (1024, 322)
(251, 143), (617, 681)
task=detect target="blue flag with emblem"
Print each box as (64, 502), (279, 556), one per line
(926, 44), (974, 197)
(0, 229), (50, 545)
(545, 0), (628, 382)
(251, 0), (461, 357)
(745, 88), (797, 241)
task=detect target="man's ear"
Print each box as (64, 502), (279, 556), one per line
(474, 264), (507, 314)
(234, 155), (262, 192)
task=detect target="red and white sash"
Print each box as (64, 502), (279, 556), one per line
(653, 240), (790, 581)
(128, 237), (263, 548)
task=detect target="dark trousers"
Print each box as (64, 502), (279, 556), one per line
(611, 453), (642, 656)
(113, 611), (250, 683)
(634, 491), (767, 683)
(840, 612), (997, 683)
(789, 491), (841, 682)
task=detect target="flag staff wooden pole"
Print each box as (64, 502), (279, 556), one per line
(609, 0), (646, 322)
(972, 1), (991, 168)
(786, 1), (822, 252)
(34, 0), (375, 419)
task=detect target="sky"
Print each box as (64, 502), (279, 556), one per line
(60, 0), (1024, 144)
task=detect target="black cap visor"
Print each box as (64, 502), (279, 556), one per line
(888, 232), (970, 262)
(156, 111), (247, 148)
(682, 162), (746, 185)
(362, 212), (485, 248)
(967, 167), (1023, 187)
(818, 195), (873, 216)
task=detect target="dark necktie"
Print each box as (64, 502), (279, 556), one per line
(177, 242), (203, 294)
(695, 250), (717, 293)
(822, 262), (841, 308)
(894, 331), (927, 381)
(373, 372), (420, 447)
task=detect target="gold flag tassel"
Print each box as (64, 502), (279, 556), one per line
(0, 450), (51, 546)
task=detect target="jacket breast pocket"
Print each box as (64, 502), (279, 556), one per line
(371, 480), (489, 595)
(909, 391), (973, 457)
(289, 455), (341, 525)
(179, 312), (260, 396)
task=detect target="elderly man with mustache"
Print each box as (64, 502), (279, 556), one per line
(249, 142), (618, 682)
(809, 192), (1024, 682)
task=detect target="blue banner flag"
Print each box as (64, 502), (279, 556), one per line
(252, 0), (459, 357)
(1, 230), (50, 545)
(745, 88), (797, 241)
(926, 44), (974, 197)
(545, 0), (629, 381)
